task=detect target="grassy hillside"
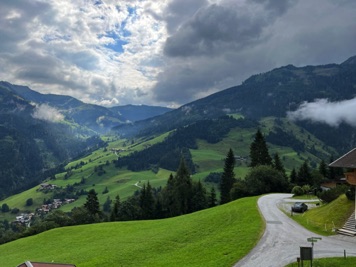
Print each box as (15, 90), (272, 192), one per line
(0, 196), (263, 267)
(289, 194), (354, 235)
(0, 115), (337, 221)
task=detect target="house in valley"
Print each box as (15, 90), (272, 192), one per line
(329, 148), (356, 236)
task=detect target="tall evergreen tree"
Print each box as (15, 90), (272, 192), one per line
(110, 195), (121, 221)
(272, 153), (285, 174)
(103, 196), (112, 213)
(249, 129), (272, 167)
(139, 181), (155, 219)
(220, 148), (236, 204)
(297, 161), (312, 185)
(191, 180), (208, 212)
(174, 156), (193, 215)
(290, 168), (297, 184)
(318, 159), (328, 178)
(272, 152), (288, 185)
(208, 187), (217, 208)
(162, 173), (176, 217)
(84, 189), (100, 217)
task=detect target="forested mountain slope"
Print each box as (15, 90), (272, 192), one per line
(114, 56), (356, 155)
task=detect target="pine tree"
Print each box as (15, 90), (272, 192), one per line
(174, 156), (193, 215)
(84, 189), (100, 216)
(191, 180), (208, 212)
(290, 168), (297, 184)
(162, 173), (176, 217)
(139, 181), (155, 219)
(272, 153), (287, 180)
(103, 196), (112, 213)
(297, 161), (312, 185)
(220, 148), (236, 204)
(208, 187), (217, 208)
(249, 129), (272, 167)
(318, 159), (328, 178)
(110, 195), (121, 221)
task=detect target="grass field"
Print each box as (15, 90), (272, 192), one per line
(0, 196), (263, 267)
(289, 194), (354, 235)
(0, 117), (339, 222)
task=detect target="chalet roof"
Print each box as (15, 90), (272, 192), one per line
(329, 148), (356, 168)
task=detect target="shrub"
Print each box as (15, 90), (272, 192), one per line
(318, 185), (348, 203)
(302, 185), (311, 194)
(346, 186), (355, 200)
(291, 186), (304, 196)
(26, 198), (33, 206)
(11, 208), (20, 214)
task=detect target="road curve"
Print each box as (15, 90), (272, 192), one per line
(234, 193), (356, 267)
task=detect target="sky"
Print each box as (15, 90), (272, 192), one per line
(0, 0), (355, 108)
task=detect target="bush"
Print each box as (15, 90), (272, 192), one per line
(26, 198), (33, 206)
(302, 185), (311, 194)
(346, 187), (355, 200)
(291, 186), (304, 196)
(318, 185), (348, 203)
(244, 165), (289, 196)
(11, 208), (20, 214)
(1, 203), (10, 213)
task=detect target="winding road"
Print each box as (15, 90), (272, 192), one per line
(234, 194), (356, 267)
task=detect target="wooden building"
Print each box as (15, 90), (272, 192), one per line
(329, 148), (356, 235)
(329, 148), (356, 185)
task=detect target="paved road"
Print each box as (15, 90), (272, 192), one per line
(234, 193), (356, 267)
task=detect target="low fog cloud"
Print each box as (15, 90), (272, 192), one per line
(32, 104), (64, 122)
(287, 98), (356, 127)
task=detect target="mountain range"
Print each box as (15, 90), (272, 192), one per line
(114, 55), (356, 154)
(0, 55), (356, 198)
(0, 81), (171, 197)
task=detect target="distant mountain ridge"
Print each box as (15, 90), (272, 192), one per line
(0, 81), (173, 133)
(114, 55), (356, 154)
(0, 81), (172, 198)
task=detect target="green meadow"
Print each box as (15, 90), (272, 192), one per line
(0, 117), (337, 221)
(0, 196), (263, 267)
(289, 194), (355, 235)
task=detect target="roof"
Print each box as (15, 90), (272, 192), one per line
(329, 148), (356, 168)
(17, 262), (76, 267)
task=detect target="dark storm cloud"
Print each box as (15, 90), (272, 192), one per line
(164, 0), (297, 58)
(164, 0), (208, 34)
(154, 0), (298, 103)
(153, 0), (356, 105)
(252, 0), (296, 15)
(164, 4), (266, 57)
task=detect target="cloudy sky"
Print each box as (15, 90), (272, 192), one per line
(0, 0), (355, 108)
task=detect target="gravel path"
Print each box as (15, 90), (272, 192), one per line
(234, 193), (356, 267)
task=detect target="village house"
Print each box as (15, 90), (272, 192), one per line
(38, 183), (57, 191)
(329, 148), (356, 236)
(15, 213), (34, 224)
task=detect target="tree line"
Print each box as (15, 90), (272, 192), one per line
(1, 129), (350, 245)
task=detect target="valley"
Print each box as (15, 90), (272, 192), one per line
(0, 55), (356, 266)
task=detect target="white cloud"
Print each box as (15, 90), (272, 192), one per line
(287, 98), (356, 127)
(32, 104), (64, 122)
(0, 0), (355, 107)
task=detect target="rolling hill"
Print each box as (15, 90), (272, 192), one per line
(0, 196), (262, 267)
